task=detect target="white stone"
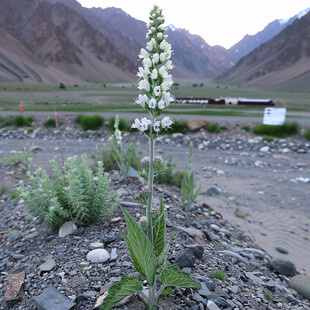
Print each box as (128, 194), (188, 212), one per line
(58, 221), (77, 238)
(259, 146), (270, 152)
(87, 249), (110, 263)
(207, 300), (221, 310)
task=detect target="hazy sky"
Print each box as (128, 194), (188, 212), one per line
(77, 1), (310, 49)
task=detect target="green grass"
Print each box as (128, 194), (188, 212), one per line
(253, 122), (299, 137)
(205, 122), (219, 133)
(212, 269), (226, 282)
(44, 118), (57, 128)
(262, 136), (275, 142)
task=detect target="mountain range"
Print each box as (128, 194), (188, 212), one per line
(0, 0), (309, 91)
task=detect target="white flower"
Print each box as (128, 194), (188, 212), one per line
(151, 69), (158, 80)
(151, 27), (156, 33)
(148, 98), (157, 109)
(165, 60), (173, 71)
(164, 92), (174, 106)
(161, 116), (173, 129)
(138, 79), (150, 92)
(143, 57), (152, 68)
(159, 65), (168, 77)
(135, 94), (149, 107)
(157, 33), (163, 40)
(161, 81), (170, 91)
(131, 118), (141, 131)
(160, 53), (166, 63)
(139, 48), (149, 59)
(153, 121), (160, 132)
(137, 66), (150, 79)
(158, 99), (165, 110)
(152, 53), (159, 64)
(140, 117), (152, 131)
(160, 40), (171, 53)
(154, 86), (161, 97)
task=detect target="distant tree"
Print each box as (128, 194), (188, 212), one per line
(59, 83), (66, 89)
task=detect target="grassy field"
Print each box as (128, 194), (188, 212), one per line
(0, 82), (309, 117)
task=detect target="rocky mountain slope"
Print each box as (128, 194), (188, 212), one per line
(229, 8), (310, 60)
(0, 0), (237, 83)
(216, 11), (310, 91)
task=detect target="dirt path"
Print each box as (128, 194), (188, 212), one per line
(1, 132), (310, 273)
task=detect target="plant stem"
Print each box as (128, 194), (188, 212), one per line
(146, 120), (155, 244)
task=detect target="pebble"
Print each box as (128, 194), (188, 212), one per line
(86, 249), (110, 263)
(58, 221), (77, 238)
(275, 245), (289, 254)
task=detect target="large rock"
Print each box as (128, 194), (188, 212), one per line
(32, 286), (75, 310)
(87, 249), (110, 263)
(5, 270), (25, 308)
(187, 119), (208, 132)
(270, 258), (296, 276)
(174, 248), (196, 268)
(288, 275), (310, 300)
(58, 221), (77, 238)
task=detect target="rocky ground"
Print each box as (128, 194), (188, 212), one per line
(0, 114), (310, 310)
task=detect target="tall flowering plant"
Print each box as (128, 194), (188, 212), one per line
(102, 6), (200, 310)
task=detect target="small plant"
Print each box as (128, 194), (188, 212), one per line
(234, 208), (249, 219)
(0, 144), (37, 171)
(212, 269), (226, 282)
(154, 153), (186, 188)
(262, 135), (274, 142)
(18, 155), (119, 231)
(205, 122), (219, 133)
(103, 6), (200, 310)
(304, 129), (310, 141)
(75, 114), (104, 131)
(109, 116), (129, 132)
(0, 115), (14, 128)
(181, 141), (201, 211)
(13, 115), (33, 127)
(44, 118), (56, 128)
(264, 291), (272, 299)
(241, 125), (251, 131)
(253, 122), (299, 137)
(10, 191), (19, 199)
(59, 83), (66, 89)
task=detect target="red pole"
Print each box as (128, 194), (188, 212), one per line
(19, 104), (23, 113)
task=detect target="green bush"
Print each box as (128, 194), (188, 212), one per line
(165, 120), (187, 134)
(109, 116), (129, 132)
(262, 136), (274, 142)
(0, 115), (14, 128)
(205, 122), (219, 133)
(241, 125), (251, 132)
(75, 114), (104, 131)
(304, 129), (310, 141)
(253, 122), (299, 137)
(59, 83), (66, 89)
(18, 155), (119, 231)
(13, 115), (34, 127)
(44, 118), (56, 128)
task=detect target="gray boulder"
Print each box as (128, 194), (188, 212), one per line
(270, 258), (296, 276)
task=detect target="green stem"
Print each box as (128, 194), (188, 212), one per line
(146, 118), (155, 244)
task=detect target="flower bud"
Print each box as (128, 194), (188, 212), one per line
(141, 156), (150, 166)
(139, 216), (148, 227)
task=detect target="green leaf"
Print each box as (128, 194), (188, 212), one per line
(121, 207), (156, 286)
(153, 197), (165, 256)
(160, 266), (201, 289)
(100, 276), (143, 310)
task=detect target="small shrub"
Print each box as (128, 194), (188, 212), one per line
(154, 153), (186, 188)
(212, 269), (226, 282)
(220, 125), (228, 131)
(13, 115), (33, 127)
(262, 135), (274, 142)
(18, 155), (119, 231)
(10, 191), (19, 199)
(75, 115), (104, 131)
(241, 125), (251, 132)
(165, 120), (187, 134)
(0, 115), (14, 128)
(253, 122), (299, 137)
(205, 122), (219, 133)
(44, 118), (56, 128)
(304, 129), (310, 141)
(109, 116), (129, 132)
(59, 83), (66, 89)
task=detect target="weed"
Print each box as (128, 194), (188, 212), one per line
(109, 116), (129, 132)
(264, 291), (272, 299)
(262, 136), (274, 142)
(13, 115), (34, 127)
(165, 120), (188, 134)
(234, 208), (249, 219)
(10, 191), (19, 199)
(253, 122), (299, 137)
(212, 269), (226, 282)
(241, 125), (251, 131)
(75, 114), (104, 131)
(44, 118), (56, 128)
(304, 129), (310, 141)
(205, 122), (219, 133)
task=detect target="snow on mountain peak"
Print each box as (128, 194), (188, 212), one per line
(168, 24), (176, 32)
(297, 7), (310, 19)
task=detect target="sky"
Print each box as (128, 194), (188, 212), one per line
(77, 1), (310, 49)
